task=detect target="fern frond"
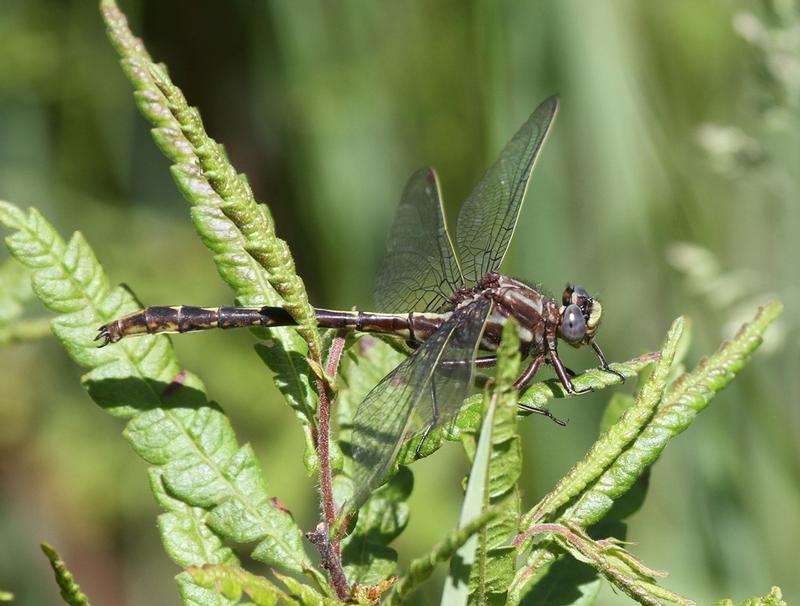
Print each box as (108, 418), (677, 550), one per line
(40, 544), (92, 606)
(0, 202), (318, 588)
(99, 0), (320, 458)
(509, 302), (782, 604)
(385, 507), (500, 606)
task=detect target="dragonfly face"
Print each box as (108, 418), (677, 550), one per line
(559, 284), (603, 347)
(96, 95), (624, 511)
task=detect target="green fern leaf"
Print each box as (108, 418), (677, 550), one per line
(99, 0), (320, 457)
(713, 586), (786, 606)
(509, 303), (782, 605)
(0, 202), (316, 581)
(40, 544), (92, 606)
(523, 316), (684, 529)
(187, 564), (305, 606)
(255, 342), (319, 473)
(272, 571), (344, 606)
(149, 468), (239, 568)
(563, 303), (781, 526)
(0, 257), (33, 325)
(176, 572), (238, 606)
(0, 254), (51, 345)
(386, 507), (500, 606)
(460, 320), (523, 606)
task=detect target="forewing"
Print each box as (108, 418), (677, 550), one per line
(374, 168), (464, 312)
(456, 96), (559, 282)
(349, 298), (492, 507)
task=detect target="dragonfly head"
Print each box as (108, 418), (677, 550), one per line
(558, 284), (602, 347)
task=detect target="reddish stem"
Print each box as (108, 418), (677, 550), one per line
(317, 332), (346, 532)
(311, 331), (348, 598)
(315, 376), (337, 534)
(512, 522), (583, 548)
(307, 525), (350, 600)
(325, 332), (347, 378)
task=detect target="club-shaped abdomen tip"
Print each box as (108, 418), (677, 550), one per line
(94, 323), (117, 347)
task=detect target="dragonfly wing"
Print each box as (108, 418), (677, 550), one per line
(455, 96), (559, 283)
(349, 297), (493, 507)
(374, 167), (464, 312)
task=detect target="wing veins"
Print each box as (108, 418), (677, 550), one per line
(348, 299), (492, 507)
(455, 96), (559, 282)
(375, 168), (463, 312)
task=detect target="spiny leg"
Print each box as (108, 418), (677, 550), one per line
(513, 354), (545, 391)
(591, 341), (625, 382)
(514, 354), (567, 425)
(518, 402), (567, 426)
(546, 357), (576, 377)
(548, 339), (592, 395)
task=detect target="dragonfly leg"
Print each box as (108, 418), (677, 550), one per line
(545, 357), (576, 377)
(591, 341), (625, 382)
(515, 355), (567, 425)
(517, 402), (567, 426)
(548, 341), (592, 395)
(416, 379), (440, 459)
(513, 354), (545, 391)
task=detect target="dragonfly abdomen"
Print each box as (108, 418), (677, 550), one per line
(96, 305), (297, 345)
(96, 305), (447, 347)
(315, 309), (446, 342)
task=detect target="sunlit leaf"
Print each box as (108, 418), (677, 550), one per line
(0, 202), (316, 583)
(462, 320), (522, 605)
(100, 0), (320, 462)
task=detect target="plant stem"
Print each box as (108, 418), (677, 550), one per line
(318, 331), (347, 533)
(309, 331), (349, 599)
(325, 332), (347, 379)
(306, 525), (350, 600)
(315, 376), (336, 530)
(0, 317), (52, 345)
(519, 524), (693, 606)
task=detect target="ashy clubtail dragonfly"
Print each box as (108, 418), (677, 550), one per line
(96, 96), (622, 507)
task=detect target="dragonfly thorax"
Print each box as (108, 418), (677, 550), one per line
(456, 274), (603, 356)
(466, 273), (561, 355)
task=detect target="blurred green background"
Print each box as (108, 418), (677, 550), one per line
(1, 1), (798, 604)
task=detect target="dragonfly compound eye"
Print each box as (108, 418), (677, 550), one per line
(560, 303), (587, 344)
(562, 284), (574, 306)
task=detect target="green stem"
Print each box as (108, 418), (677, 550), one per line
(386, 507), (500, 606)
(0, 317), (52, 345)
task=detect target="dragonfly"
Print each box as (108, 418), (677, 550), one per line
(96, 96), (623, 508)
